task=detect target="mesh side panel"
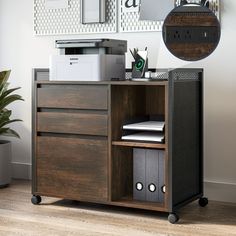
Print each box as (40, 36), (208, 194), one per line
(172, 71), (200, 81)
(125, 72), (133, 80)
(125, 69), (170, 80)
(125, 69), (201, 81)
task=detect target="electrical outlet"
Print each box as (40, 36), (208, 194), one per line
(165, 26), (219, 43)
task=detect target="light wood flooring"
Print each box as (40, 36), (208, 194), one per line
(0, 180), (235, 236)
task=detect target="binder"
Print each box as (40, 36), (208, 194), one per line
(133, 148), (165, 203)
(133, 149), (146, 201)
(146, 149), (159, 202)
(158, 150), (165, 203)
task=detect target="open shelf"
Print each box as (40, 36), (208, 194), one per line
(112, 141), (166, 149)
(111, 196), (166, 212)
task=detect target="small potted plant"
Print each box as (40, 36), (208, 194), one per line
(0, 70), (23, 187)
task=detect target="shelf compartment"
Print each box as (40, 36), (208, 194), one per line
(111, 196), (166, 212)
(112, 141), (166, 149)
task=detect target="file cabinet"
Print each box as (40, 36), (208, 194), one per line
(32, 68), (207, 224)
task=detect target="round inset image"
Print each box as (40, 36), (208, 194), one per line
(162, 4), (221, 61)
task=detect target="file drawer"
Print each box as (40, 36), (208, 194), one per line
(37, 112), (108, 136)
(37, 85), (108, 110)
(36, 136), (108, 202)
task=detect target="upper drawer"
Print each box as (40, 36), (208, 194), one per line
(37, 85), (108, 110)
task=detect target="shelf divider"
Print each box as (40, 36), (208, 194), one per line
(112, 141), (166, 149)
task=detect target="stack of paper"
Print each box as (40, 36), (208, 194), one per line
(123, 121), (165, 132)
(122, 132), (164, 142)
(122, 121), (165, 143)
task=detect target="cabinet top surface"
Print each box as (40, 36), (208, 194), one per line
(34, 68), (203, 86)
(35, 80), (168, 86)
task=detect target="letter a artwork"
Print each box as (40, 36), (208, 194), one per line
(123, 0), (140, 13)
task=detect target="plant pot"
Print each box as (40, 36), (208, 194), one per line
(0, 141), (12, 187)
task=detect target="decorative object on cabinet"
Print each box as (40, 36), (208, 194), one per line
(130, 48), (148, 79)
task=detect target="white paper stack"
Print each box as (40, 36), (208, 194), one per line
(122, 132), (164, 142)
(121, 120), (165, 142)
(123, 121), (165, 132)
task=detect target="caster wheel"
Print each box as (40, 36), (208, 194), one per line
(31, 195), (42, 205)
(199, 197), (208, 207)
(168, 213), (179, 224)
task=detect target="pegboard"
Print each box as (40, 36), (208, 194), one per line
(119, 0), (163, 33)
(119, 0), (220, 33)
(34, 0), (220, 35)
(175, 0), (220, 19)
(34, 0), (117, 35)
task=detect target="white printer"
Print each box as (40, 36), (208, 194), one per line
(50, 39), (127, 81)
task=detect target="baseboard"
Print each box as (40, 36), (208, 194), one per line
(204, 181), (236, 204)
(11, 162), (32, 180)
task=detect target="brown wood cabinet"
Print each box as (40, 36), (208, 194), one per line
(32, 68), (207, 224)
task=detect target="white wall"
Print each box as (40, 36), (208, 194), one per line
(0, 0), (236, 202)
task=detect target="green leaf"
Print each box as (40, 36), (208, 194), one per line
(0, 71), (11, 93)
(0, 70), (23, 139)
(0, 94), (23, 111)
(0, 87), (21, 99)
(0, 119), (22, 129)
(0, 110), (12, 121)
(0, 127), (10, 136)
(1, 128), (20, 138)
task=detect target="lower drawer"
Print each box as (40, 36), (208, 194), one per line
(36, 136), (108, 202)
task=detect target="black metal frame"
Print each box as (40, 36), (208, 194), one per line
(168, 69), (204, 213)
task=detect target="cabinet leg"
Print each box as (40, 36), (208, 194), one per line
(198, 197), (208, 207)
(168, 212), (179, 224)
(31, 195), (42, 205)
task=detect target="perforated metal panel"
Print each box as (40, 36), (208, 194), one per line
(34, 0), (220, 35)
(175, 0), (220, 19)
(119, 0), (220, 33)
(119, 0), (163, 33)
(172, 71), (200, 81)
(34, 0), (117, 35)
(125, 69), (201, 81)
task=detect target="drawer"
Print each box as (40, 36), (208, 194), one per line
(37, 85), (108, 110)
(36, 136), (108, 202)
(37, 112), (108, 136)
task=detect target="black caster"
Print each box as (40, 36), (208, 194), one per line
(168, 213), (179, 224)
(31, 195), (42, 205)
(199, 197), (208, 207)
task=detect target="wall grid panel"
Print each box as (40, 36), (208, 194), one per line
(119, 0), (220, 33)
(34, 0), (117, 35)
(34, 0), (220, 35)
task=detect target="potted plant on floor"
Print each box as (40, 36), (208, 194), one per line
(0, 70), (23, 187)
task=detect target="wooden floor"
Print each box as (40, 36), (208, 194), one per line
(0, 181), (236, 236)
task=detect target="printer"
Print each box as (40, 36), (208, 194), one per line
(50, 39), (127, 81)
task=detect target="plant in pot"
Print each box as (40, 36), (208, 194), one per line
(0, 70), (23, 188)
